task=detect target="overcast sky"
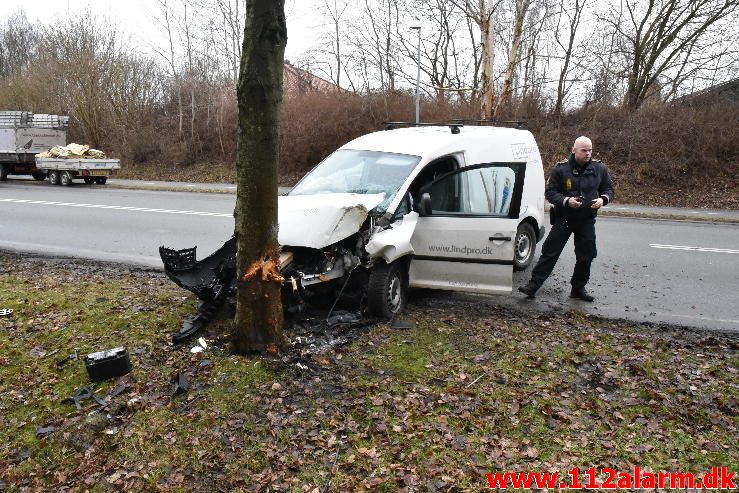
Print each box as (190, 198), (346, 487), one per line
(0, 0), (323, 61)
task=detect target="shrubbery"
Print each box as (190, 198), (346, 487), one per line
(2, 71), (736, 208)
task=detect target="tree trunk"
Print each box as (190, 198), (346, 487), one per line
(495, 0), (531, 117)
(479, 13), (495, 119)
(233, 0), (286, 354)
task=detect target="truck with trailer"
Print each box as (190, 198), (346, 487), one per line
(0, 111), (120, 185)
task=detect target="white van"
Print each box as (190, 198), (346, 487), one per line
(161, 123), (547, 339)
(278, 123), (546, 317)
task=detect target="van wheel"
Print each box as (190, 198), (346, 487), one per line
(513, 223), (536, 271)
(48, 170), (60, 185)
(95, 177), (107, 185)
(0, 164), (9, 181)
(60, 171), (73, 186)
(367, 260), (407, 319)
(84, 177), (94, 184)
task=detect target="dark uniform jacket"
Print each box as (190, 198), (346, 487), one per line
(546, 154), (615, 221)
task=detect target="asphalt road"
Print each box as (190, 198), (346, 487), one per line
(1, 178), (737, 332)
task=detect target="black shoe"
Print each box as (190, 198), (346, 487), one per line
(570, 288), (594, 302)
(518, 284), (537, 298)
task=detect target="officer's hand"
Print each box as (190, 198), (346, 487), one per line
(568, 197), (582, 208)
(591, 197), (604, 209)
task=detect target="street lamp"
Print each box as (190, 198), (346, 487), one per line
(410, 22), (421, 125)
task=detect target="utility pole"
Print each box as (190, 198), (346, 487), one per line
(411, 22), (421, 124)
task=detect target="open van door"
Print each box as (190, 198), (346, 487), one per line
(408, 162), (525, 294)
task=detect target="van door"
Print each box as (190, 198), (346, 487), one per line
(408, 162), (525, 294)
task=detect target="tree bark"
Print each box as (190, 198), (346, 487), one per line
(479, 11), (495, 119)
(495, 0), (531, 117)
(233, 0), (286, 354)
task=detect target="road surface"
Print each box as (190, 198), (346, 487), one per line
(1, 179), (737, 332)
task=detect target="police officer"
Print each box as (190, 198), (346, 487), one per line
(519, 136), (615, 302)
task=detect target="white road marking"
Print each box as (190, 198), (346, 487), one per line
(649, 243), (739, 254)
(0, 197), (232, 218)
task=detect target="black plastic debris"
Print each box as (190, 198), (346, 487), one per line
(65, 385), (106, 410)
(160, 236), (237, 343)
(173, 284), (227, 344)
(56, 350), (78, 371)
(100, 382), (129, 410)
(85, 347), (132, 382)
(171, 372), (190, 397)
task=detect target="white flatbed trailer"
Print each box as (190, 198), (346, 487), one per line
(35, 157), (121, 186)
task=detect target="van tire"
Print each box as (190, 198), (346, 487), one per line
(95, 177), (107, 185)
(0, 164), (9, 181)
(48, 170), (60, 185)
(367, 260), (407, 319)
(513, 223), (536, 271)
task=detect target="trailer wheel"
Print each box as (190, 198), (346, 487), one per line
(0, 164), (8, 181)
(94, 177), (107, 185)
(32, 172), (47, 181)
(48, 170), (60, 185)
(84, 177), (94, 184)
(60, 171), (73, 186)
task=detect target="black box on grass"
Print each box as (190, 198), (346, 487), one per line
(85, 347), (131, 382)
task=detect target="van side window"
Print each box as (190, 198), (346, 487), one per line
(407, 156), (459, 211)
(426, 163), (526, 218)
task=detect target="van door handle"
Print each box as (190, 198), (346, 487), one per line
(489, 235), (512, 241)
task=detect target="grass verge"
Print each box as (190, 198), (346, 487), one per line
(0, 251), (736, 492)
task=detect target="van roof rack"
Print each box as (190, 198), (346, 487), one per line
(450, 118), (527, 129)
(383, 121), (463, 134)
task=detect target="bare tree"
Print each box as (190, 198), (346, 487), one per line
(520, 1), (553, 100)
(603, 0), (738, 110)
(495, 0), (533, 115)
(553, 0), (588, 117)
(212, 0), (244, 82)
(153, 0), (184, 140)
(398, 0), (471, 99)
(0, 10), (37, 78)
(321, 0), (350, 86)
(451, 0), (503, 118)
(233, 0), (287, 353)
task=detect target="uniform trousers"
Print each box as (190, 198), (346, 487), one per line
(529, 216), (597, 290)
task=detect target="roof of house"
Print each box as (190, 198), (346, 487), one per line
(283, 62), (340, 94)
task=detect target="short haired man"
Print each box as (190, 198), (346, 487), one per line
(519, 136), (615, 301)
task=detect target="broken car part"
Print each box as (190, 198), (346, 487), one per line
(56, 350), (78, 370)
(171, 372), (190, 397)
(65, 385), (107, 410)
(85, 347), (132, 382)
(160, 236), (236, 343)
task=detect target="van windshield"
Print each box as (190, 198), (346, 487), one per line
(288, 149), (421, 210)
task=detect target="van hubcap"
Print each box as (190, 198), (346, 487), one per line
(387, 274), (402, 313)
(516, 233), (531, 262)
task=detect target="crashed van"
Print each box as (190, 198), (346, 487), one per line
(162, 122), (546, 338)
